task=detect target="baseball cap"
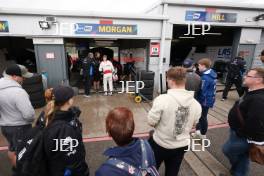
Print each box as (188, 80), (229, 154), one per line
(183, 58), (194, 68)
(4, 64), (33, 78)
(53, 85), (75, 103)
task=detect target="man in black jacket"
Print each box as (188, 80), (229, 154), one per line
(81, 52), (94, 97)
(223, 67), (264, 176)
(222, 51), (246, 101)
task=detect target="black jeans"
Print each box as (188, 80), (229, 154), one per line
(222, 77), (244, 99)
(196, 106), (209, 135)
(1, 125), (32, 153)
(84, 77), (91, 95)
(148, 137), (187, 176)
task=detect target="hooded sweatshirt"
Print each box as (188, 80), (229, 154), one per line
(0, 77), (35, 126)
(148, 89), (202, 149)
(95, 138), (156, 176)
(197, 69), (217, 108)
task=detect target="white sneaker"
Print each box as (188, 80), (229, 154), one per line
(84, 94), (91, 98)
(200, 134), (207, 140)
(104, 92), (108, 96)
(108, 92), (113, 96)
(221, 98), (226, 101)
(191, 131), (206, 144)
(191, 130), (202, 139)
(191, 130), (200, 136)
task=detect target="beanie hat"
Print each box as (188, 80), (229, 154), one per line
(183, 58), (194, 68)
(53, 85), (74, 103)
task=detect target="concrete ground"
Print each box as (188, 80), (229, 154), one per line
(0, 89), (264, 175)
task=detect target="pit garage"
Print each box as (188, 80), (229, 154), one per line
(63, 38), (150, 93)
(170, 25), (240, 79)
(0, 37), (36, 75)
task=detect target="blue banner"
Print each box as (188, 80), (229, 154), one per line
(0, 21), (9, 32)
(185, 11), (237, 23)
(75, 23), (137, 35)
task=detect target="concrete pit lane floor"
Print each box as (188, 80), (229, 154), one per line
(0, 91), (263, 175)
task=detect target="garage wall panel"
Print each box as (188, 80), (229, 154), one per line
(0, 15), (162, 39)
(252, 30), (264, 68)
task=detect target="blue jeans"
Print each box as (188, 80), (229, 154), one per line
(196, 106), (209, 135)
(222, 129), (250, 176)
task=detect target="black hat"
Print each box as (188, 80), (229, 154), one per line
(183, 58), (194, 68)
(53, 85), (75, 103)
(5, 64), (22, 77)
(4, 64), (33, 78)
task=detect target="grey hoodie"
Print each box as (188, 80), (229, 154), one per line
(185, 69), (201, 99)
(0, 77), (35, 126)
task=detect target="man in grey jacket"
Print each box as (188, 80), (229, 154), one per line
(183, 58), (201, 99)
(0, 64), (35, 172)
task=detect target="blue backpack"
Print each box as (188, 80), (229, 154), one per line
(106, 139), (160, 176)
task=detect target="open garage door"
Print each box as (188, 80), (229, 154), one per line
(170, 25), (240, 79)
(64, 38), (149, 89)
(0, 37), (36, 76)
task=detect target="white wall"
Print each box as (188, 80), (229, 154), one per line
(166, 5), (264, 27)
(0, 15), (162, 39)
(240, 28), (262, 44)
(252, 30), (264, 68)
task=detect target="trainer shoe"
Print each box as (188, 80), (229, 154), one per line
(191, 130), (201, 138)
(191, 130), (206, 140)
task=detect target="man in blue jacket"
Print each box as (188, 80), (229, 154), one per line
(193, 58), (217, 139)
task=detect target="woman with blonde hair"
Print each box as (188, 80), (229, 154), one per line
(43, 85), (89, 176)
(17, 86), (89, 176)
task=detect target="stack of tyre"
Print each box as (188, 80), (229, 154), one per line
(138, 70), (155, 101)
(22, 74), (46, 109)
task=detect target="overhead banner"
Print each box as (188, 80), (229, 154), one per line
(75, 23), (137, 35)
(185, 11), (237, 23)
(0, 21), (9, 32)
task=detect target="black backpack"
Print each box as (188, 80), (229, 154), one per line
(16, 107), (82, 176)
(16, 125), (47, 176)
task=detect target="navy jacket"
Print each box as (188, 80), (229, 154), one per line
(197, 69), (217, 108)
(95, 138), (156, 176)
